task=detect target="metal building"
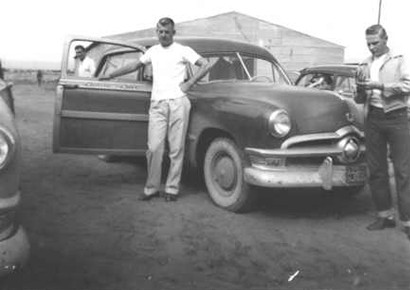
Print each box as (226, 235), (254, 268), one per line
(109, 11), (344, 73)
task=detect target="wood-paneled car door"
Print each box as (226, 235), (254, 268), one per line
(53, 37), (151, 156)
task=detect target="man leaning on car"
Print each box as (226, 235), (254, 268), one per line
(99, 17), (210, 202)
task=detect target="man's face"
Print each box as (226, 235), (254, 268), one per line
(156, 23), (175, 47)
(366, 32), (388, 57)
(75, 48), (86, 61)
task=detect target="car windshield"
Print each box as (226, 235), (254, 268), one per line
(191, 52), (289, 85)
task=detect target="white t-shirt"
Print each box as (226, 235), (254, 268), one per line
(75, 56), (96, 78)
(140, 42), (201, 100)
(369, 53), (387, 108)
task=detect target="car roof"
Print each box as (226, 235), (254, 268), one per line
(300, 64), (357, 77)
(126, 37), (276, 60)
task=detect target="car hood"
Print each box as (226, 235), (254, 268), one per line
(193, 82), (356, 134)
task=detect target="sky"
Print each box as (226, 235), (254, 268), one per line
(2, 0), (410, 68)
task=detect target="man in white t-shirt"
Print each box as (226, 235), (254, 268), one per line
(74, 45), (96, 78)
(100, 17), (210, 202)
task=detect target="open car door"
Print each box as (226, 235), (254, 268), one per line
(53, 36), (152, 156)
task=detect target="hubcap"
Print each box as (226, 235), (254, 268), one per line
(213, 155), (237, 193)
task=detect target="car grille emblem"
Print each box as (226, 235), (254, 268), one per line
(337, 136), (361, 164)
(346, 112), (354, 123)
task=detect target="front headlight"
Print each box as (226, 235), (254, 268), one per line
(0, 128), (15, 169)
(268, 109), (291, 137)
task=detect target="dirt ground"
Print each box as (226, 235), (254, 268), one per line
(1, 83), (410, 290)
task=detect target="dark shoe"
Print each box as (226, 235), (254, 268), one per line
(138, 192), (160, 201)
(164, 193), (178, 202)
(366, 217), (396, 231)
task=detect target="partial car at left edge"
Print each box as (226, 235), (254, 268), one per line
(0, 63), (30, 277)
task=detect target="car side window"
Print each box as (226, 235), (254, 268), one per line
(66, 40), (144, 82)
(296, 74), (315, 87)
(195, 54), (287, 84)
(207, 54), (244, 81)
(297, 73), (334, 90)
(67, 41), (98, 78)
(100, 51), (143, 82)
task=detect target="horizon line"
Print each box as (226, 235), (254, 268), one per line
(2, 59), (61, 70)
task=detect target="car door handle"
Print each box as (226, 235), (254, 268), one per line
(64, 84), (79, 89)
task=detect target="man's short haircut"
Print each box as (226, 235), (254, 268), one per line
(74, 45), (86, 52)
(366, 24), (388, 39)
(157, 17), (175, 28)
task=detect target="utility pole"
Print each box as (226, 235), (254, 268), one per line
(378, 0), (383, 24)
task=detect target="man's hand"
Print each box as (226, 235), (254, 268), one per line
(179, 58), (210, 93)
(180, 81), (192, 93)
(356, 79), (384, 91)
(355, 68), (367, 83)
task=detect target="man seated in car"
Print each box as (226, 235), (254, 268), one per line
(308, 74), (334, 90)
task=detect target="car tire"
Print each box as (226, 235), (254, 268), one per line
(203, 137), (255, 212)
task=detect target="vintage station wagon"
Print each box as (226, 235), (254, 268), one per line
(53, 36), (366, 212)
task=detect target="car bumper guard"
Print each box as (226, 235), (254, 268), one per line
(244, 156), (366, 189)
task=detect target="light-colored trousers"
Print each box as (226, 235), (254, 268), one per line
(144, 96), (191, 196)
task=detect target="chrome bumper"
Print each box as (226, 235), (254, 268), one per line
(244, 157), (366, 190)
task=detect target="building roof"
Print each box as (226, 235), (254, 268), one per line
(109, 11), (344, 49)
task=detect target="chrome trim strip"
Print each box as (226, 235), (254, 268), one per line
(60, 79), (151, 93)
(247, 146), (340, 157)
(61, 110), (148, 122)
(56, 147), (146, 155)
(281, 125), (364, 149)
(246, 144), (365, 158)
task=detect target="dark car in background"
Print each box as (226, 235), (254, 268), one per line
(295, 64), (364, 127)
(53, 36), (366, 212)
(0, 61), (29, 276)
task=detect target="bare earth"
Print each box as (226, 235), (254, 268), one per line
(1, 83), (410, 290)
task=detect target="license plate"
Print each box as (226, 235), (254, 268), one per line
(346, 165), (367, 184)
